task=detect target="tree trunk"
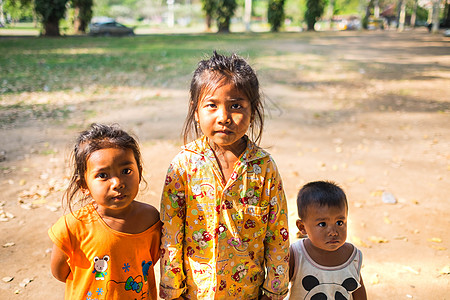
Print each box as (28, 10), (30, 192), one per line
(44, 18), (60, 36)
(206, 14), (212, 31)
(444, 0), (450, 27)
(217, 19), (230, 33)
(0, 0), (5, 27)
(374, 0), (380, 18)
(431, 0), (440, 33)
(398, 0), (406, 32)
(410, 0), (418, 28)
(325, 0), (335, 30)
(244, 0), (252, 32)
(73, 7), (82, 34)
(363, 0), (373, 29)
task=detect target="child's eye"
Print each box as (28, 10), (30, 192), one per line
(231, 103), (242, 109)
(205, 103), (216, 108)
(337, 220), (344, 226)
(122, 168), (132, 175)
(318, 222), (326, 227)
(97, 173), (108, 179)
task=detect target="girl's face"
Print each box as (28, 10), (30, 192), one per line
(297, 204), (347, 252)
(83, 148), (140, 216)
(195, 82), (252, 152)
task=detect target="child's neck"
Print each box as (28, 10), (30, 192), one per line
(94, 201), (142, 234)
(208, 137), (247, 182)
(303, 238), (353, 267)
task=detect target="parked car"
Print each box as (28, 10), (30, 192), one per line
(427, 21), (450, 32)
(89, 21), (135, 37)
(367, 17), (385, 30)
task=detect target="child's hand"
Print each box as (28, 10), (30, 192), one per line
(259, 295), (271, 300)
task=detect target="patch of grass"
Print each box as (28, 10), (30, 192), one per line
(0, 102), (72, 126)
(0, 34), (299, 95)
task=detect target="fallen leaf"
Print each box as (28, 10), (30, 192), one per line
(3, 242), (15, 248)
(371, 190), (383, 197)
(403, 266), (420, 275)
(383, 216), (392, 224)
(370, 273), (379, 284)
(439, 265), (450, 275)
(2, 276), (14, 283)
(369, 236), (389, 244)
(351, 236), (370, 248)
(19, 278), (33, 288)
(427, 237), (442, 243)
(430, 245), (447, 251)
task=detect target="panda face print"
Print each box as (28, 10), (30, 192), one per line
(302, 275), (358, 300)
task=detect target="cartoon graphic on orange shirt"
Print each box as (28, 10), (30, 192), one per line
(93, 255), (110, 280)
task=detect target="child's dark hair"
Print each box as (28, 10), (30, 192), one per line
(64, 123), (144, 211)
(182, 51), (264, 144)
(297, 181), (348, 219)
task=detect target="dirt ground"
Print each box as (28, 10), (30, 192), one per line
(0, 29), (449, 299)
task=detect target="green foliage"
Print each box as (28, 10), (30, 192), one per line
(35, 0), (68, 22)
(35, 0), (69, 36)
(268, 0), (286, 31)
(202, 0), (217, 17)
(305, 0), (325, 30)
(216, 0), (237, 32)
(3, 0), (34, 22)
(71, 0), (93, 33)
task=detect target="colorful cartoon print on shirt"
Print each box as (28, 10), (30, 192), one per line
(125, 275), (143, 293)
(93, 255), (110, 280)
(141, 260), (153, 284)
(302, 275), (358, 300)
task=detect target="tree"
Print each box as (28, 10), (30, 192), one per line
(2, 0), (34, 25)
(35, 0), (69, 36)
(216, 0), (237, 32)
(202, 0), (216, 31)
(268, 0), (285, 32)
(304, 0), (325, 31)
(72, 0), (93, 34)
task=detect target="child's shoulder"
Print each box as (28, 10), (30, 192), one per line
(134, 201), (160, 229)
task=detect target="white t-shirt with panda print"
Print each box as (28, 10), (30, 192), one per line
(288, 239), (362, 300)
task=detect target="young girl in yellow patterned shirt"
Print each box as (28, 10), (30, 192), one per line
(159, 52), (290, 300)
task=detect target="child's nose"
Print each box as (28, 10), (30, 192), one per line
(111, 177), (124, 189)
(329, 226), (338, 236)
(217, 108), (231, 124)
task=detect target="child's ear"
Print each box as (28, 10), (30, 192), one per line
(76, 178), (90, 195)
(296, 219), (307, 235)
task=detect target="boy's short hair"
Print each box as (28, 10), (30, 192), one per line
(297, 181), (348, 219)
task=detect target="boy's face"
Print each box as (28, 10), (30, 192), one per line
(297, 204), (347, 252)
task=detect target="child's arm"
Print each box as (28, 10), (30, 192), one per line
(50, 244), (71, 282)
(352, 277), (367, 300)
(288, 245), (295, 281)
(261, 169), (290, 299)
(159, 160), (187, 299)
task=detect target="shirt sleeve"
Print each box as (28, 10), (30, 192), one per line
(159, 156), (188, 299)
(48, 215), (73, 258)
(149, 220), (163, 264)
(261, 160), (290, 299)
(48, 214), (74, 269)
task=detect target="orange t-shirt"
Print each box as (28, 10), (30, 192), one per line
(49, 203), (161, 299)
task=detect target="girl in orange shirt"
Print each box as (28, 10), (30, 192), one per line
(49, 123), (161, 299)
